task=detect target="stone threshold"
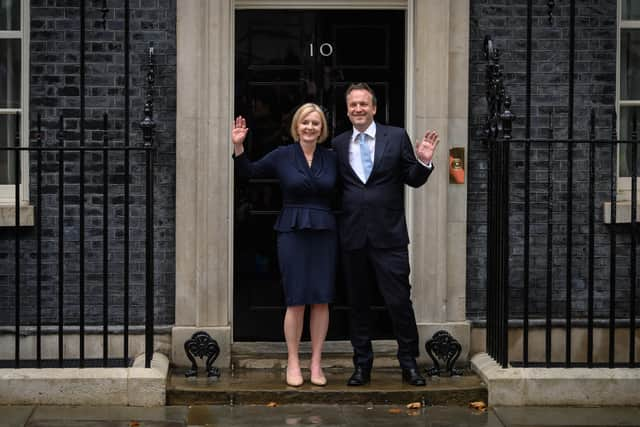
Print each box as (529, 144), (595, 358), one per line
(471, 352), (640, 406)
(231, 340), (401, 369)
(0, 352), (169, 406)
(167, 367), (487, 406)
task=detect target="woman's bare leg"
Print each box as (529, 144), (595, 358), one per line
(284, 305), (305, 386)
(309, 303), (329, 385)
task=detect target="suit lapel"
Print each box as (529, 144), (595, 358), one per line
(337, 133), (350, 166)
(372, 123), (389, 177)
(337, 133), (358, 179)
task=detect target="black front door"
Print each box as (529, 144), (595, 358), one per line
(234, 10), (405, 341)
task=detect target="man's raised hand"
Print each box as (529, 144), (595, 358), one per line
(415, 129), (439, 164)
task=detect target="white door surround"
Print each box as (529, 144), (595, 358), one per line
(172, 0), (470, 368)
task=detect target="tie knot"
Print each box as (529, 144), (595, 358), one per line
(359, 133), (366, 143)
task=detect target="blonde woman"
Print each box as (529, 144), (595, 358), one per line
(232, 103), (337, 387)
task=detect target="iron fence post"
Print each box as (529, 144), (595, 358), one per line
(141, 44), (156, 369)
(484, 36), (514, 367)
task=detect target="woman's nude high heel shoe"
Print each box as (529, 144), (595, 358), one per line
(286, 368), (304, 387)
(310, 368), (327, 386)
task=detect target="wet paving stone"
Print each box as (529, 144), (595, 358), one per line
(0, 406), (34, 427)
(187, 404), (345, 426)
(25, 422), (184, 427)
(185, 404), (499, 427)
(341, 405), (500, 427)
(493, 406), (640, 426)
(2, 404), (640, 427)
(28, 406), (188, 423)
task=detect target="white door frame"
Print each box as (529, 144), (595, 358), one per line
(173, 0), (470, 368)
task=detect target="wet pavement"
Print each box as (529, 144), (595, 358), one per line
(1, 404), (640, 427)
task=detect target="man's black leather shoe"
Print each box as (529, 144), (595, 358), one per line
(402, 368), (426, 386)
(347, 366), (371, 386)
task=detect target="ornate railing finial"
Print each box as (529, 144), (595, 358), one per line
(484, 36), (514, 143)
(140, 43), (156, 147)
(100, 0), (109, 29)
(501, 97), (514, 140)
(548, 0), (556, 25)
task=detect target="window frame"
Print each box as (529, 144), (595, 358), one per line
(617, 0), (640, 192)
(0, 0), (29, 204)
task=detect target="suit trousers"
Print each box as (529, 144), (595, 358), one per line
(342, 244), (420, 370)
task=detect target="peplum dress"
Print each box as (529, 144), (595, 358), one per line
(234, 143), (337, 306)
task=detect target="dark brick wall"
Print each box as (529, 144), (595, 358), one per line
(467, 1), (638, 322)
(0, 0), (176, 327)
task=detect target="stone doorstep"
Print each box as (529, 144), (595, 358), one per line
(471, 352), (640, 406)
(0, 352), (169, 407)
(231, 340), (425, 369)
(166, 367), (488, 406)
(232, 353), (401, 369)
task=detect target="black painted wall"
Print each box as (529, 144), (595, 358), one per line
(0, 0), (176, 328)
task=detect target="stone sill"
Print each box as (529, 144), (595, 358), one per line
(603, 201), (640, 224)
(0, 204), (34, 227)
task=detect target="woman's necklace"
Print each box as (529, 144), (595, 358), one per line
(301, 143), (315, 167)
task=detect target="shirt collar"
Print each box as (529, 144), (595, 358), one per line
(351, 122), (376, 142)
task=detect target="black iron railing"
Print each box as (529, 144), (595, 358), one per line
(485, 31), (639, 368)
(486, 120), (639, 368)
(1, 1), (157, 369)
(1, 111), (155, 369)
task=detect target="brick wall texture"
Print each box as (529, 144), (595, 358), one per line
(467, 1), (640, 322)
(0, 0), (176, 328)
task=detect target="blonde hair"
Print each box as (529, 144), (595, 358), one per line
(290, 103), (329, 143)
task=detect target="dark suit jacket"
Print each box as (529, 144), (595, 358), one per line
(332, 123), (432, 250)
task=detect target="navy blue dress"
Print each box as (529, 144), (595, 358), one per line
(234, 144), (337, 306)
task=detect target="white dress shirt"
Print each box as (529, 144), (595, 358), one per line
(349, 122), (432, 184)
(349, 122), (377, 183)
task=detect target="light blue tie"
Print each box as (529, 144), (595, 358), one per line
(359, 133), (373, 181)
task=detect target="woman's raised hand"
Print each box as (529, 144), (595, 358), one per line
(232, 116), (249, 145)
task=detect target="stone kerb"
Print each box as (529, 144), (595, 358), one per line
(0, 353), (169, 407)
(471, 352), (640, 406)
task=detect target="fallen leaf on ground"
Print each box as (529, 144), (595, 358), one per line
(266, 401), (278, 407)
(129, 422), (140, 427)
(406, 402), (422, 409)
(469, 401), (487, 412)
(388, 408), (402, 414)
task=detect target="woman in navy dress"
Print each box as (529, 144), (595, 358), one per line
(232, 103), (337, 387)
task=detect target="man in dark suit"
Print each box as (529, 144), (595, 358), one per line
(332, 83), (439, 386)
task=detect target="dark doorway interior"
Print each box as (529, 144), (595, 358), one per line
(233, 9), (405, 341)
